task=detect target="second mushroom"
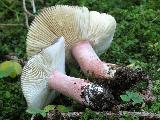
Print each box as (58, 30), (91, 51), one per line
(21, 37), (115, 110)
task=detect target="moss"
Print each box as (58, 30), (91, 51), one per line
(0, 0), (160, 119)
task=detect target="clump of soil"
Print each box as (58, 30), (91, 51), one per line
(109, 67), (148, 97)
(81, 84), (117, 111)
(32, 114), (45, 120)
(93, 67), (148, 99)
(47, 110), (63, 120)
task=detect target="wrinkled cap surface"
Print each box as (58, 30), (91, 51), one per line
(21, 37), (65, 108)
(27, 5), (116, 60)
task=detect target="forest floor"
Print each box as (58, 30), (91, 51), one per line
(0, 0), (160, 120)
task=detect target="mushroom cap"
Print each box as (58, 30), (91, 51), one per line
(21, 37), (65, 108)
(27, 5), (116, 60)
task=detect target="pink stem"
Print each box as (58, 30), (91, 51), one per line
(72, 40), (119, 79)
(48, 70), (89, 104)
(48, 70), (113, 109)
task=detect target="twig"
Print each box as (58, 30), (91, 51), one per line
(22, 0), (36, 28)
(24, 12), (30, 29)
(30, 0), (36, 13)
(42, 110), (160, 120)
(113, 76), (156, 111)
(2, 53), (18, 60)
(0, 23), (24, 27)
(22, 0), (35, 17)
(140, 76), (156, 103)
(1, 54), (27, 66)
(112, 102), (133, 112)
(53, 111), (160, 119)
(150, 16), (159, 23)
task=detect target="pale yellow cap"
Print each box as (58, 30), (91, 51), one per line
(27, 5), (116, 59)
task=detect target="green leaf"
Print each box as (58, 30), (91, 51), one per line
(0, 61), (22, 78)
(0, 70), (7, 78)
(132, 95), (144, 105)
(0, 61), (14, 78)
(26, 107), (46, 117)
(44, 105), (56, 112)
(9, 61), (22, 78)
(126, 91), (144, 105)
(56, 105), (72, 113)
(44, 105), (72, 113)
(120, 95), (130, 102)
(120, 91), (144, 105)
(12, 61), (22, 75)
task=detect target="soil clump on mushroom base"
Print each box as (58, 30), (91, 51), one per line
(90, 67), (148, 102)
(80, 84), (116, 111)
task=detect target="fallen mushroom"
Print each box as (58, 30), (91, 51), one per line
(21, 37), (115, 110)
(26, 5), (117, 79)
(48, 70), (115, 110)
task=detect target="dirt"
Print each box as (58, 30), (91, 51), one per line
(92, 67), (148, 99)
(81, 83), (117, 111)
(78, 67), (149, 111)
(32, 114), (45, 120)
(109, 67), (148, 96)
(47, 110), (63, 120)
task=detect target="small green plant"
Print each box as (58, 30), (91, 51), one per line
(149, 102), (160, 113)
(144, 102), (160, 113)
(26, 105), (72, 117)
(81, 108), (105, 120)
(119, 112), (139, 120)
(127, 59), (148, 70)
(43, 105), (56, 112)
(153, 80), (160, 94)
(56, 105), (72, 113)
(120, 91), (144, 105)
(26, 107), (46, 117)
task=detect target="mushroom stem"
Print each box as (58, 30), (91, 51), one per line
(49, 70), (89, 104)
(48, 70), (114, 110)
(72, 40), (120, 79)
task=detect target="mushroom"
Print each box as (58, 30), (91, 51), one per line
(21, 37), (114, 109)
(26, 5), (118, 79)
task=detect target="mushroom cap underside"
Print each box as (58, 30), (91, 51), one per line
(21, 37), (65, 108)
(27, 5), (116, 60)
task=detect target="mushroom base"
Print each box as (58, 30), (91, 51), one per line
(48, 70), (115, 110)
